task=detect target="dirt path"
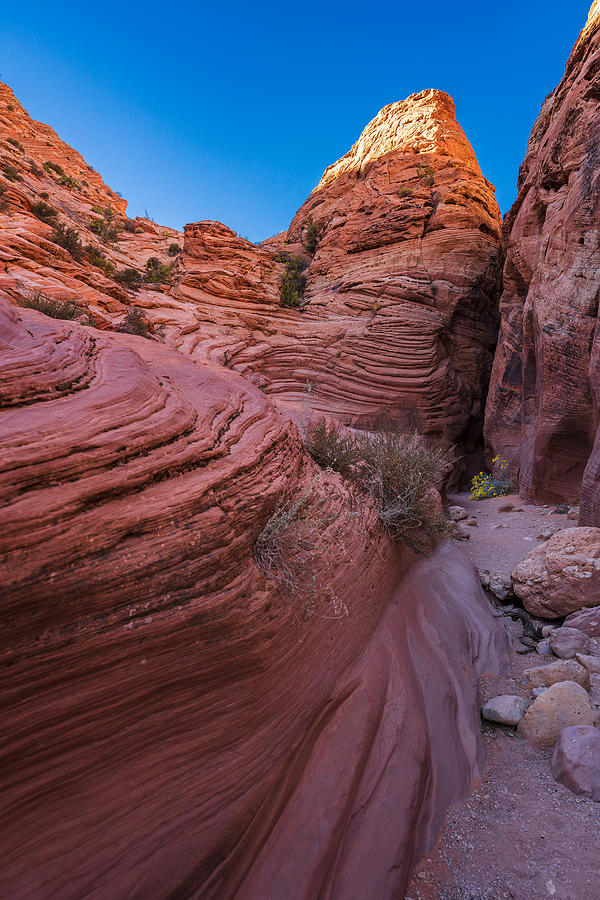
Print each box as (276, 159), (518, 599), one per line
(405, 493), (600, 900)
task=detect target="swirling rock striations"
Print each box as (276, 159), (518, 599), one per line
(0, 81), (181, 328)
(165, 90), (502, 471)
(485, 2), (600, 512)
(0, 298), (508, 898)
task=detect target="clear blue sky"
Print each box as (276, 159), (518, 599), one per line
(1, 1), (591, 241)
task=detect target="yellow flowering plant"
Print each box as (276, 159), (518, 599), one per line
(470, 455), (511, 500)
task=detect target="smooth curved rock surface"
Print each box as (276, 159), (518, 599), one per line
(551, 724), (600, 801)
(0, 298), (509, 898)
(485, 2), (600, 508)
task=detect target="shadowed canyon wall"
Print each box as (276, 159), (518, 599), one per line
(485, 1), (600, 517)
(0, 299), (508, 898)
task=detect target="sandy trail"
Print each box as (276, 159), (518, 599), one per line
(405, 493), (600, 900)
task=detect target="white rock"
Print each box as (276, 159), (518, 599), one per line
(482, 695), (529, 726)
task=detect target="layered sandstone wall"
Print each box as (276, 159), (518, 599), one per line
(164, 91), (502, 475)
(0, 298), (508, 898)
(485, 3), (600, 511)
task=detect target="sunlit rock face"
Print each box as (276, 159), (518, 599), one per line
(0, 298), (508, 898)
(164, 90), (502, 474)
(0, 81), (182, 328)
(485, 2), (600, 512)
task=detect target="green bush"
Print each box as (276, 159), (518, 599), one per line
(144, 256), (172, 283)
(17, 288), (95, 325)
(7, 137), (24, 152)
(2, 164), (23, 182)
(123, 219), (137, 233)
(113, 268), (143, 289)
(167, 242), (182, 256)
(85, 244), (115, 277)
(398, 186), (413, 197)
(89, 207), (120, 243)
(43, 161), (65, 177)
(276, 253), (307, 308)
(31, 201), (58, 223)
(50, 222), (84, 260)
(417, 164), (435, 187)
(304, 220), (318, 254)
(117, 307), (151, 338)
(59, 173), (80, 190)
(29, 161), (44, 178)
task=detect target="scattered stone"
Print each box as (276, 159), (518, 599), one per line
(481, 695), (529, 726)
(492, 523), (507, 530)
(549, 626), (590, 659)
(452, 522), (471, 541)
(551, 725), (600, 801)
(575, 653), (600, 675)
(521, 659), (590, 691)
(512, 527), (600, 617)
(564, 607), (600, 636)
(498, 503), (515, 512)
(541, 625), (555, 637)
(466, 518), (478, 526)
(537, 529), (555, 541)
(567, 508), (580, 521)
(517, 681), (599, 747)
(536, 639), (553, 656)
(532, 686), (548, 697)
(448, 505), (468, 522)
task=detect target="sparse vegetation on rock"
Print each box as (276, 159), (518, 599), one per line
(17, 288), (95, 325)
(50, 222), (84, 260)
(144, 256), (172, 283)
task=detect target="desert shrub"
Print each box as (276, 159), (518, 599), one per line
(17, 288), (95, 325)
(276, 253), (307, 308)
(417, 164), (435, 187)
(43, 161), (65, 177)
(113, 267), (143, 289)
(353, 429), (450, 542)
(144, 256), (172, 283)
(398, 186), (413, 197)
(254, 478), (350, 619)
(470, 455), (511, 500)
(304, 220), (318, 253)
(168, 242), (182, 256)
(117, 307), (151, 338)
(84, 244), (115, 277)
(303, 418), (362, 477)
(29, 161), (44, 178)
(50, 222), (84, 260)
(31, 200), (58, 223)
(123, 218), (137, 233)
(40, 191), (49, 199)
(304, 418), (450, 547)
(7, 137), (24, 152)
(0, 186), (10, 213)
(2, 164), (23, 182)
(59, 173), (80, 190)
(89, 206), (120, 242)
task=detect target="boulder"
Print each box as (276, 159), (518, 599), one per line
(549, 627), (590, 659)
(521, 659), (590, 691)
(565, 607), (600, 636)
(448, 505), (468, 522)
(536, 639), (553, 656)
(481, 695), (529, 726)
(517, 681), (599, 747)
(551, 725), (600, 801)
(575, 653), (600, 676)
(511, 528), (600, 617)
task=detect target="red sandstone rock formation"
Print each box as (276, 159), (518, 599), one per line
(0, 297), (508, 897)
(0, 81), (181, 328)
(485, 2), (600, 511)
(165, 90), (502, 474)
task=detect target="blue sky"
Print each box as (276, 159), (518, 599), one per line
(1, 1), (591, 241)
